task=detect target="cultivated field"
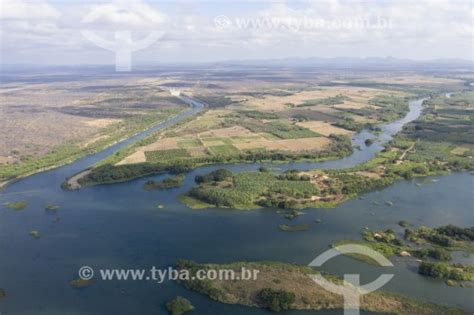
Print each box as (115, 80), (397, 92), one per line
(116, 79), (417, 166)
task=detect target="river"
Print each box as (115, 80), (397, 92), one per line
(0, 97), (472, 314)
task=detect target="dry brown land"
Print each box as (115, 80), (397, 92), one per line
(0, 78), (183, 165)
(178, 261), (466, 314)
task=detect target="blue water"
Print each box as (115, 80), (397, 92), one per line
(1, 97), (473, 314)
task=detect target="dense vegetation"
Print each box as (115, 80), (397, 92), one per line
(404, 225), (474, 251)
(145, 149), (191, 162)
(144, 174), (185, 190)
(297, 94), (350, 107)
(166, 296), (194, 315)
(195, 169), (233, 183)
(237, 110), (279, 120)
(186, 170), (319, 209)
(418, 262), (474, 282)
(334, 223), (474, 265)
(236, 119), (321, 139)
(368, 95), (410, 122)
(258, 288), (295, 312)
(195, 95), (237, 108)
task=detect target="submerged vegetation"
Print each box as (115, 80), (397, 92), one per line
(69, 278), (94, 289)
(418, 262), (474, 284)
(29, 230), (41, 239)
(278, 224), (310, 232)
(4, 201), (28, 210)
(45, 204), (60, 211)
(333, 223), (474, 286)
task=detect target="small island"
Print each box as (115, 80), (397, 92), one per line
(174, 260), (468, 314)
(5, 201), (28, 210)
(166, 296), (194, 315)
(332, 224), (474, 286)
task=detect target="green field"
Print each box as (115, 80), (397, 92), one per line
(145, 149), (191, 162)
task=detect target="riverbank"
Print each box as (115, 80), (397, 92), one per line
(0, 108), (186, 189)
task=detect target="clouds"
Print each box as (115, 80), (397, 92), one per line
(0, 0), (60, 20)
(81, 1), (167, 29)
(0, 0), (472, 65)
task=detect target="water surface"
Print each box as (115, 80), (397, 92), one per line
(1, 97), (472, 315)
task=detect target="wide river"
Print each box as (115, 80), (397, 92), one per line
(0, 97), (473, 314)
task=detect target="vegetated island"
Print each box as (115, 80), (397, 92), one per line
(4, 201), (28, 210)
(63, 85), (417, 189)
(179, 91), (474, 210)
(166, 296), (194, 315)
(332, 224), (474, 287)
(174, 259), (468, 314)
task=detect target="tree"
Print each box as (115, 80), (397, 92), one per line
(258, 288), (295, 312)
(166, 296), (194, 315)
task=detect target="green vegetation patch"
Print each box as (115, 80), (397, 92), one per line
(238, 110), (279, 120)
(144, 174), (185, 190)
(187, 170), (319, 209)
(5, 201), (28, 210)
(333, 224), (474, 267)
(166, 296), (194, 315)
(237, 119), (321, 139)
(258, 288), (295, 312)
(369, 95), (410, 122)
(207, 144), (240, 156)
(405, 225), (474, 252)
(29, 230), (41, 239)
(178, 139), (202, 149)
(195, 95), (237, 108)
(145, 149), (191, 162)
(297, 94), (351, 107)
(418, 261), (474, 282)
(278, 224), (310, 232)
(45, 204), (60, 211)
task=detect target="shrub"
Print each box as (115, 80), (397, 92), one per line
(195, 169), (233, 183)
(166, 296), (194, 315)
(258, 288), (295, 312)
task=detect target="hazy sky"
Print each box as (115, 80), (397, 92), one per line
(1, 0), (473, 65)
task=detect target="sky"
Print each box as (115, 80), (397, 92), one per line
(0, 0), (473, 66)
